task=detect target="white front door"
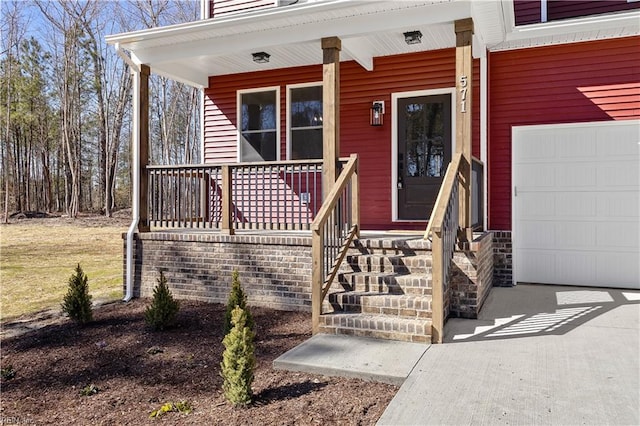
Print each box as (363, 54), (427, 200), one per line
(512, 120), (640, 289)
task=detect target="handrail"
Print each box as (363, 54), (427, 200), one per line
(311, 155), (357, 231)
(311, 154), (359, 334)
(423, 152), (465, 344)
(424, 152), (464, 240)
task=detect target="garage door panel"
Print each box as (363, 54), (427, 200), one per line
(598, 162), (639, 188)
(556, 222), (597, 249)
(558, 163), (598, 187)
(597, 221), (640, 249)
(556, 192), (597, 217)
(597, 192), (639, 218)
(520, 192), (556, 217)
(596, 126), (640, 157)
(519, 163), (556, 187)
(597, 252), (640, 287)
(519, 221), (556, 249)
(513, 120), (640, 289)
(518, 131), (556, 159)
(516, 250), (557, 283)
(556, 129), (596, 158)
(554, 252), (598, 285)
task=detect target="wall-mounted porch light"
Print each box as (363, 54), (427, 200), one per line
(370, 101), (385, 126)
(403, 30), (423, 45)
(252, 52), (271, 63)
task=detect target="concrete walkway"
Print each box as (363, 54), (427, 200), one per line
(274, 284), (640, 425)
(273, 333), (429, 386)
(379, 284), (640, 425)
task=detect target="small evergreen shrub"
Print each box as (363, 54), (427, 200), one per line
(61, 264), (93, 324)
(144, 271), (180, 331)
(224, 271), (254, 335)
(221, 306), (256, 407)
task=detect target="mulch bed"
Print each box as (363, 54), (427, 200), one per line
(0, 300), (397, 425)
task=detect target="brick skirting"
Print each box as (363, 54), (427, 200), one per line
(450, 232), (494, 319)
(123, 230), (502, 320)
(492, 231), (513, 287)
(124, 232), (314, 312)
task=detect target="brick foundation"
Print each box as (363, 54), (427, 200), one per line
(123, 230), (499, 324)
(124, 232), (314, 312)
(449, 232), (494, 319)
(492, 231), (513, 287)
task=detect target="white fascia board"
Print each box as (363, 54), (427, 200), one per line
(506, 10), (640, 41)
(341, 37), (374, 71)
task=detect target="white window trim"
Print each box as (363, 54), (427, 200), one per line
(237, 86), (281, 162)
(391, 88), (456, 222)
(285, 81), (323, 160)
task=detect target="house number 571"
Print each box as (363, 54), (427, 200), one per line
(459, 75), (468, 113)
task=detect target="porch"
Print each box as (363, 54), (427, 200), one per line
(126, 150), (490, 345)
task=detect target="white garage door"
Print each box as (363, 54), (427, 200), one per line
(513, 120), (640, 289)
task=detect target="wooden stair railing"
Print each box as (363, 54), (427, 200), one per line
(424, 152), (465, 343)
(311, 154), (359, 334)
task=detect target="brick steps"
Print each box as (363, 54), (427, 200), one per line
(347, 254), (432, 274)
(318, 313), (432, 343)
(327, 291), (432, 318)
(319, 236), (434, 343)
(338, 272), (432, 296)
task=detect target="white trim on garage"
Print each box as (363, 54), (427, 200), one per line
(512, 120), (640, 289)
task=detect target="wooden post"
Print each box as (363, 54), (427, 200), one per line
(200, 173), (209, 227)
(431, 228), (443, 344)
(138, 64), (150, 232)
(350, 154), (360, 238)
(455, 18), (473, 241)
(311, 229), (324, 334)
(322, 37), (341, 202)
(221, 165), (234, 235)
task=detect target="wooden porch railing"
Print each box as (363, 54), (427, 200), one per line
(147, 160), (323, 232)
(311, 154), (359, 334)
(424, 152), (464, 344)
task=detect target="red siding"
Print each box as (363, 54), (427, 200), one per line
(204, 49), (481, 229)
(513, 0), (640, 25)
(514, 0), (542, 25)
(547, 1), (639, 21)
(514, 0), (639, 25)
(210, 0), (275, 18)
(488, 36), (640, 230)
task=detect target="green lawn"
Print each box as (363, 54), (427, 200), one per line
(0, 221), (127, 321)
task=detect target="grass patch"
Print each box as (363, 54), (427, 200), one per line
(0, 221), (126, 321)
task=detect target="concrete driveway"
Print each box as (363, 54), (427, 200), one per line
(378, 284), (640, 425)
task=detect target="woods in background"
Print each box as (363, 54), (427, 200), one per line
(0, 0), (202, 220)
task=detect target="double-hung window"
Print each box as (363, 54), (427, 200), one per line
(239, 88), (279, 162)
(288, 84), (323, 160)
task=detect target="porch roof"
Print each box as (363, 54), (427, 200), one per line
(105, 0), (490, 88)
(105, 0), (640, 88)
